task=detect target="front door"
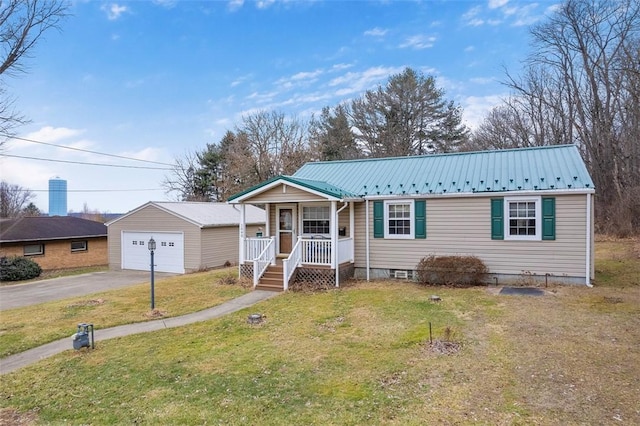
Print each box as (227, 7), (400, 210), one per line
(277, 207), (295, 255)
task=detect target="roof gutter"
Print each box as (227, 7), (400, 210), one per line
(362, 187), (595, 201)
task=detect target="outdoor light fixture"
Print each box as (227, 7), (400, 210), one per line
(148, 237), (156, 310)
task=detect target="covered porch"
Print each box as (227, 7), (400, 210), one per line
(229, 176), (359, 291)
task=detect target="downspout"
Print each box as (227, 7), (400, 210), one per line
(365, 199), (370, 282)
(585, 193), (593, 287)
(334, 201), (348, 288)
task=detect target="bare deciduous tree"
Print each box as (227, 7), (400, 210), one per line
(0, 0), (69, 146)
(0, 180), (35, 218)
(471, 0), (640, 234)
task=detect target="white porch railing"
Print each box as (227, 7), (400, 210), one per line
(300, 237), (332, 265)
(245, 237), (272, 261)
(282, 238), (304, 291)
(251, 237), (275, 288)
(245, 236), (354, 290)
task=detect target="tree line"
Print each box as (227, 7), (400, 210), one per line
(166, 0), (639, 236)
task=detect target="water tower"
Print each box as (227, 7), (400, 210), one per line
(48, 177), (67, 216)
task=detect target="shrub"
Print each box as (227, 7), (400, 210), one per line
(415, 255), (488, 286)
(0, 256), (43, 282)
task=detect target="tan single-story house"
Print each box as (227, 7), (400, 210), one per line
(106, 201), (265, 273)
(0, 216), (108, 270)
(228, 145), (595, 290)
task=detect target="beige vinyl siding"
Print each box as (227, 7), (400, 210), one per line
(248, 184), (327, 203)
(354, 194), (588, 279)
(107, 205), (201, 271)
(201, 224), (261, 268)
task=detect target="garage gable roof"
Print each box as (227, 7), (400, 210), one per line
(1, 216), (107, 243)
(107, 202), (265, 228)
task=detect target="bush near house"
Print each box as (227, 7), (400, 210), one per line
(0, 256), (42, 282)
(416, 255), (488, 286)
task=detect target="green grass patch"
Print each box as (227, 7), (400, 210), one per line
(0, 268), (248, 357)
(1, 239), (639, 424)
(594, 237), (639, 288)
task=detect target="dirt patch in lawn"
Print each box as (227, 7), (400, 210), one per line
(0, 407), (37, 425)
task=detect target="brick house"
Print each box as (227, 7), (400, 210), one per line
(0, 216), (108, 270)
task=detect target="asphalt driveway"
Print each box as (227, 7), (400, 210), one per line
(0, 270), (176, 310)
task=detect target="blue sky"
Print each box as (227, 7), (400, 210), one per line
(1, 0), (558, 214)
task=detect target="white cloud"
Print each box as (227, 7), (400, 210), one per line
(399, 35), (437, 50)
(364, 27), (388, 37)
(488, 0), (509, 9)
(228, 0), (244, 12)
(102, 3), (129, 21)
(329, 66), (404, 97)
(25, 126), (85, 143)
(256, 0), (275, 9)
(461, 94), (505, 129)
(469, 77), (495, 85)
(464, 45), (475, 52)
(511, 4), (542, 27)
(119, 147), (165, 162)
(152, 0), (177, 8)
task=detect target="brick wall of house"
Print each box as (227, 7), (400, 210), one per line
(0, 237), (108, 270)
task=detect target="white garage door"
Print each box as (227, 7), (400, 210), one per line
(122, 232), (185, 273)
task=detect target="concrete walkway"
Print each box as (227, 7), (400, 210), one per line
(0, 290), (279, 375)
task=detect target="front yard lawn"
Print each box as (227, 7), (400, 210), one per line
(1, 238), (638, 424)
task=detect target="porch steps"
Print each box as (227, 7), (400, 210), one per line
(256, 264), (285, 292)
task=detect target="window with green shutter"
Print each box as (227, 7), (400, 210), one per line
(491, 198), (504, 240)
(541, 197), (556, 240)
(414, 199), (426, 239)
(373, 201), (384, 238)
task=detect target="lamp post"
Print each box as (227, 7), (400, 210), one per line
(148, 237), (156, 310)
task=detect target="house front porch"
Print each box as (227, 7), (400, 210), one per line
(239, 236), (355, 291)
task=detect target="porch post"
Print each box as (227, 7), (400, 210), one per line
(365, 199), (370, 281)
(265, 203), (270, 237)
(349, 201), (355, 261)
(239, 203), (246, 264)
(331, 200), (337, 270)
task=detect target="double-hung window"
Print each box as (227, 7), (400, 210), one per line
(385, 201), (413, 238)
(492, 196), (555, 241)
(373, 199), (426, 239)
(507, 198), (539, 238)
(302, 205), (330, 235)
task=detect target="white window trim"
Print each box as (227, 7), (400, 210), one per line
(300, 203), (331, 237)
(384, 199), (414, 239)
(504, 196), (542, 241)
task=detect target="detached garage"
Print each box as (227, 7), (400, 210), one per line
(107, 202), (265, 273)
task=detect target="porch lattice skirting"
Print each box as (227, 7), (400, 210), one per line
(240, 264), (253, 279)
(241, 263), (354, 288)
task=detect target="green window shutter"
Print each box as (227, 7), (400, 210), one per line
(373, 201), (384, 238)
(414, 199), (426, 239)
(491, 198), (504, 240)
(542, 197), (556, 240)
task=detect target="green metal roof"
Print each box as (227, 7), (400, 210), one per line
(227, 175), (358, 202)
(228, 145), (594, 202)
(293, 145), (594, 197)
